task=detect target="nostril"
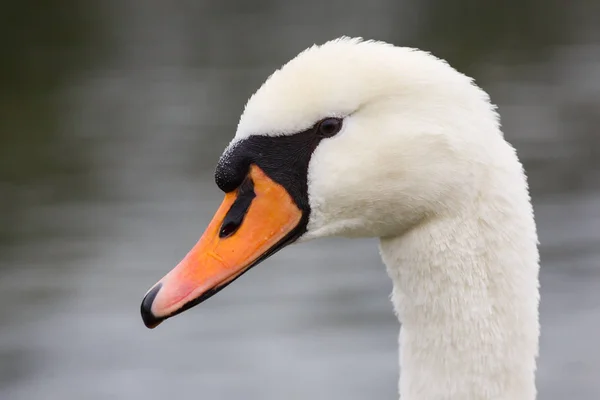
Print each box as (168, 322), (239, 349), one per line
(219, 220), (241, 238)
(219, 178), (256, 239)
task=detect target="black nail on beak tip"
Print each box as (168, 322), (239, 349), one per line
(140, 283), (163, 329)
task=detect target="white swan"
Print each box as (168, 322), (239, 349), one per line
(141, 37), (540, 400)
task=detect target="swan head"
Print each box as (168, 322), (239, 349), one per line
(141, 37), (504, 328)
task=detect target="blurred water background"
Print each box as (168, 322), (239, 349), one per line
(1, 1), (599, 399)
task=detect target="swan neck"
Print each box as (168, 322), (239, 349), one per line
(380, 204), (539, 400)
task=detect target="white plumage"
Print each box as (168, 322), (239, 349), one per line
(231, 37), (540, 400)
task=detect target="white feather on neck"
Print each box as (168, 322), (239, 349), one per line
(380, 156), (539, 399)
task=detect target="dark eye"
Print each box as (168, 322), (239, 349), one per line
(316, 117), (343, 137)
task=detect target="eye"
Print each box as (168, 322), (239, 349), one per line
(316, 117), (343, 138)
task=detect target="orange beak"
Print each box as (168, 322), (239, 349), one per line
(140, 165), (303, 328)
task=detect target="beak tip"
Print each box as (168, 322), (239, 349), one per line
(141, 283), (164, 329)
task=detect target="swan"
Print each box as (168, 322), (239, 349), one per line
(140, 37), (540, 400)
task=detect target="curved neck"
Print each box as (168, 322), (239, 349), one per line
(379, 189), (540, 399)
